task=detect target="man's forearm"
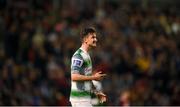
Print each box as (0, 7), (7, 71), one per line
(72, 73), (95, 81)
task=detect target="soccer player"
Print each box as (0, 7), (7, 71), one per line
(70, 27), (107, 107)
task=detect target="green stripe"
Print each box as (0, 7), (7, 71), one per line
(73, 49), (83, 58)
(70, 91), (91, 97)
(84, 59), (92, 67)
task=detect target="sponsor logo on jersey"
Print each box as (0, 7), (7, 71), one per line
(72, 59), (83, 67)
(84, 67), (92, 75)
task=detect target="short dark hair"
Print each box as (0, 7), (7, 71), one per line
(80, 27), (96, 42)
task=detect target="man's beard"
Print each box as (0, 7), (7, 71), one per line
(92, 41), (97, 47)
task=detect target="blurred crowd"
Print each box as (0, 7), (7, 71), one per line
(0, 0), (180, 106)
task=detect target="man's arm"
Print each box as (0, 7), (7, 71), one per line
(71, 55), (106, 81)
(71, 71), (106, 81)
(72, 73), (95, 81)
(92, 79), (107, 103)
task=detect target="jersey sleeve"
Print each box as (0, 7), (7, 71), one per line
(71, 54), (84, 74)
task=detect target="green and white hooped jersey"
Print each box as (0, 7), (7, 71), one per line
(70, 48), (92, 101)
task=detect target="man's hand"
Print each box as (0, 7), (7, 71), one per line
(92, 71), (106, 81)
(96, 92), (107, 103)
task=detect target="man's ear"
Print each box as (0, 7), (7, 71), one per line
(83, 36), (88, 44)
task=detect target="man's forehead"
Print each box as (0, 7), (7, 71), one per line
(88, 33), (96, 37)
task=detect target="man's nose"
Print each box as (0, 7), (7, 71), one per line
(94, 38), (97, 42)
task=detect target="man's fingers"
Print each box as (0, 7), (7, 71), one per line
(100, 96), (107, 103)
(97, 71), (102, 74)
(101, 93), (106, 97)
(102, 97), (105, 102)
(97, 92), (107, 97)
(103, 96), (107, 102)
(101, 74), (107, 77)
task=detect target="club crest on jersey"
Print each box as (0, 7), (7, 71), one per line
(72, 59), (83, 67)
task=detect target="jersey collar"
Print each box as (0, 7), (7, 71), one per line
(80, 47), (88, 54)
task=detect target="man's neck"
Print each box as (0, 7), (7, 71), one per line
(80, 43), (89, 53)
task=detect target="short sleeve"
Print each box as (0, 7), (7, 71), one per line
(71, 55), (84, 74)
